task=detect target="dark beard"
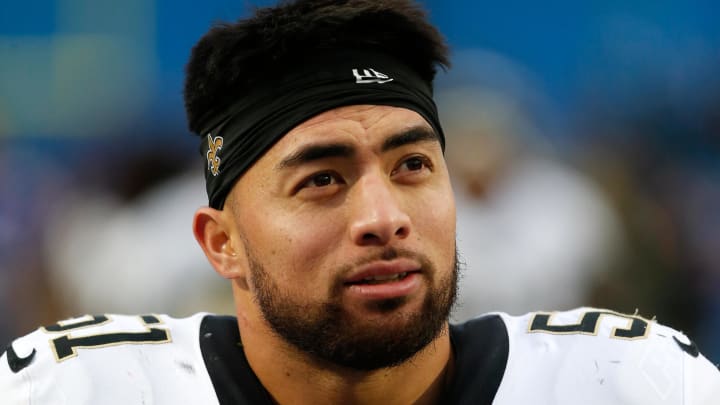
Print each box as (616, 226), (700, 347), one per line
(248, 246), (458, 371)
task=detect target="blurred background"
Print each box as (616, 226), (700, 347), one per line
(1, 0), (718, 364)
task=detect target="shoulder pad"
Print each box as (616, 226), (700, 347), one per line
(491, 307), (720, 405)
(0, 313), (219, 405)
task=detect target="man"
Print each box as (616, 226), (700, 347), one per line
(1, 1), (718, 404)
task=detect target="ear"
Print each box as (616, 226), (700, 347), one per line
(193, 206), (247, 280)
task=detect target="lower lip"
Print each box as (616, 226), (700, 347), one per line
(344, 272), (422, 300)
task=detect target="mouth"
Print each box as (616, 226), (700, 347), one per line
(344, 258), (421, 284)
(345, 271), (417, 285)
(342, 259), (423, 300)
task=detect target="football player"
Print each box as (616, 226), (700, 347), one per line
(2, 1), (718, 404)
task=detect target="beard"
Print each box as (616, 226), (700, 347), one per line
(247, 245), (459, 371)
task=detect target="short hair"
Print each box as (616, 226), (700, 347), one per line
(183, 0), (450, 134)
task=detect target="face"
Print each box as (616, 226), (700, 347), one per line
(226, 105), (458, 370)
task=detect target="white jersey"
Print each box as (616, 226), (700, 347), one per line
(0, 313), (219, 404)
(1, 308), (718, 404)
(490, 308), (720, 404)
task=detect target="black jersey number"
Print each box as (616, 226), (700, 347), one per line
(528, 310), (649, 340)
(43, 315), (171, 361)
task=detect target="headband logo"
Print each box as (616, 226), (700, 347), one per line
(206, 134), (224, 176)
(352, 68), (393, 84)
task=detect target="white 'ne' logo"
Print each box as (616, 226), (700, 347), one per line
(352, 68), (394, 84)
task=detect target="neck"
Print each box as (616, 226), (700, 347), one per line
(236, 302), (453, 405)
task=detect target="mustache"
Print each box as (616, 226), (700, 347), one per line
(362, 246), (402, 263)
(343, 247), (428, 270)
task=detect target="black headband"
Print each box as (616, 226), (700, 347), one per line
(199, 50), (444, 209)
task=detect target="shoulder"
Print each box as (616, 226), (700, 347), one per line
(488, 307), (720, 405)
(0, 313), (227, 405)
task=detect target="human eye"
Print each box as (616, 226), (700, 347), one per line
(391, 155), (433, 177)
(297, 171), (344, 191)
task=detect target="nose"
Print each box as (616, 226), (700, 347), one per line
(349, 174), (411, 246)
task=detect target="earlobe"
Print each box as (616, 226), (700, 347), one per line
(193, 207), (246, 280)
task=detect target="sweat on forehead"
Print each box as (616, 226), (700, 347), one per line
(198, 51), (445, 210)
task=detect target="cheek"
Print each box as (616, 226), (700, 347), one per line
(413, 177), (455, 227)
(239, 203), (346, 280)
(410, 184), (456, 256)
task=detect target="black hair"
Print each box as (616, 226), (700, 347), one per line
(183, 0), (450, 134)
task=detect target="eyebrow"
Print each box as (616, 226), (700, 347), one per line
(381, 126), (438, 152)
(276, 126), (438, 170)
(276, 143), (355, 170)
